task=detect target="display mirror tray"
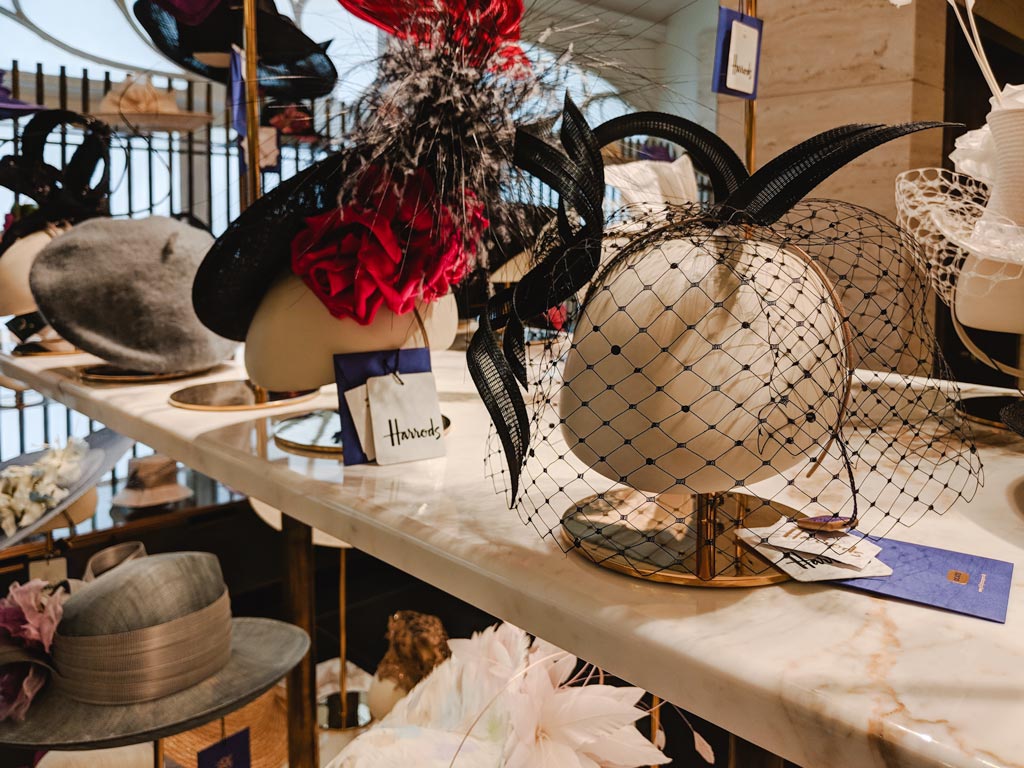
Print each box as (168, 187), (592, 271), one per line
(76, 364), (203, 383)
(169, 379), (319, 411)
(561, 488), (796, 588)
(274, 410), (453, 457)
(956, 394), (1021, 430)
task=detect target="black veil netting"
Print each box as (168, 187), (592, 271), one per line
(468, 97), (982, 579)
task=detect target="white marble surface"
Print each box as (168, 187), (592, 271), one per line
(2, 350), (1023, 768)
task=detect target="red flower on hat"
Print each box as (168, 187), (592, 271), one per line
(291, 165), (487, 325)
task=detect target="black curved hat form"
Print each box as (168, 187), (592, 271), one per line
(192, 150), (352, 341)
(0, 109), (110, 258)
(134, 0), (337, 100)
(468, 94), (952, 497)
(1002, 400), (1024, 437)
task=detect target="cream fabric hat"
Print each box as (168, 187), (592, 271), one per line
(92, 75), (212, 133)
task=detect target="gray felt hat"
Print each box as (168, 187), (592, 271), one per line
(30, 216), (238, 374)
(0, 551), (309, 750)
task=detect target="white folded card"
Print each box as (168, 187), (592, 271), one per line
(736, 529), (893, 582)
(744, 521), (882, 568)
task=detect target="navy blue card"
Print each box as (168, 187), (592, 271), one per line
(334, 347), (432, 465)
(712, 6), (763, 100)
(197, 728), (250, 768)
(836, 537), (1013, 623)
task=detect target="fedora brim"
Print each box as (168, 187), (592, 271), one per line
(91, 112), (212, 133)
(112, 484), (193, 509)
(193, 151), (352, 341)
(0, 618), (309, 750)
(0, 429), (133, 552)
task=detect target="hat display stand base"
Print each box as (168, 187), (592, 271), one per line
(560, 488), (798, 587)
(956, 394), (1022, 430)
(76, 365), (202, 384)
(12, 344), (78, 357)
(274, 409), (344, 455)
(319, 689), (373, 731)
(168, 379), (318, 412)
(273, 410), (454, 456)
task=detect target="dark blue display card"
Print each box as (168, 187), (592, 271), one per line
(837, 537), (1013, 623)
(334, 347), (432, 465)
(197, 727), (250, 768)
(712, 6), (763, 100)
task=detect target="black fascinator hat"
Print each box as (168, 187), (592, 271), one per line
(0, 109), (110, 257)
(134, 0), (337, 100)
(192, 151), (352, 341)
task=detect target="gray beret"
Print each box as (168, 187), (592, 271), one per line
(30, 216), (238, 373)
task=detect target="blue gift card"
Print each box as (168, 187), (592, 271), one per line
(836, 537), (1013, 623)
(712, 7), (763, 100)
(197, 727), (250, 768)
(334, 347), (432, 465)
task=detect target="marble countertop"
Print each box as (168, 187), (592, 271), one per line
(1, 350), (1022, 768)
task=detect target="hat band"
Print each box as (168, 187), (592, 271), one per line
(52, 590), (232, 705)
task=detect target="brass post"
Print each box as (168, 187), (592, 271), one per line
(242, 0), (262, 206)
(743, 0), (758, 172)
(339, 547), (348, 727)
(283, 514), (319, 768)
(649, 695), (661, 768)
(695, 493), (718, 581)
(153, 739), (164, 768)
(729, 733), (785, 768)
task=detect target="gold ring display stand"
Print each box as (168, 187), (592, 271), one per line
(169, 380), (318, 411)
(561, 489), (793, 588)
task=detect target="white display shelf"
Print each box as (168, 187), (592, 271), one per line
(1, 349), (1022, 768)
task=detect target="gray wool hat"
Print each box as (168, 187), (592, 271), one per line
(30, 216), (238, 374)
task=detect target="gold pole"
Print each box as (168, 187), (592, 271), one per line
(649, 695), (661, 768)
(153, 739), (164, 768)
(695, 493), (718, 581)
(242, 0), (262, 206)
(339, 547), (349, 727)
(743, 0), (758, 172)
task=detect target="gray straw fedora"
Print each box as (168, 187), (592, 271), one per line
(0, 429), (133, 552)
(30, 217), (238, 374)
(0, 551), (309, 749)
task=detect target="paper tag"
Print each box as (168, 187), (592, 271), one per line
(343, 385), (375, 461)
(726, 19), (760, 94)
(367, 372), (445, 465)
(747, 522), (882, 568)
(737, 529), (893, 582)
(197, 728), (250, 768)
(28, 557), (66, 584)
(712, 7), (763, 100)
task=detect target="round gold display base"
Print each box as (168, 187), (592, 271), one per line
(12, 344), (77, 357)
(168, 379), (318, 411)
(561, 488), (795, 588)
(319, 689), (373, 731)
(275, 410), (344, 455)
(77, 364), (202, 383)
(274, 410), (454, 456)
(956, 394), (1020, 430)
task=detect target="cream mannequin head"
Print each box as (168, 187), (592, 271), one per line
(0, 228), (60, 317)
(954, 255), (1024, 335)
(245, 272), (458, 392)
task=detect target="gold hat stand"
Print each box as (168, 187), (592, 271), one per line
(561, 489), (795, 588)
